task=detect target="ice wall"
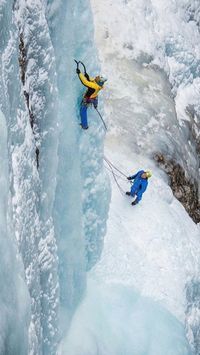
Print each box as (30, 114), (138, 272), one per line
(45, 0), (110, 324)
(0, 108), (29, 355)
(0, 0), (110, 354)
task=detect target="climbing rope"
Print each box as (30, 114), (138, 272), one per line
(104, 158), (126, 195)
(104, 164), (127, 181)
(95, 107), (107, 131)
(104, 156), (128, 178)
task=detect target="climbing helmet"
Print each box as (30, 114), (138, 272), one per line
(146, 171), (152, 178)
(95, 75), (107, 86)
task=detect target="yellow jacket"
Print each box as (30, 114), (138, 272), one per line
(78, 73), (103, 99)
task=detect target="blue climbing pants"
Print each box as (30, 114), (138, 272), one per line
(80, 104), (88, 129)
(130, 184), (142, 203)
(80, 98), (98, 129)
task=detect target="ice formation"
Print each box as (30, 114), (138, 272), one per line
(0, 0), (199, 354)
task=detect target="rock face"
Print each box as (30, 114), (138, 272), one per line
(154, 154), (200, 224)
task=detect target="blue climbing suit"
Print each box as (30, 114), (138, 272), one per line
(129, 170), (148, 204)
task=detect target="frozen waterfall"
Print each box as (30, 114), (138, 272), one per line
(0, 0), (200, 355)
(0, 0), (109, 353)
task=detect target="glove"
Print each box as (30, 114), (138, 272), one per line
(94, 104), (98, 109)
(76, 68), (80, 74)
(127, 176), (132, 180)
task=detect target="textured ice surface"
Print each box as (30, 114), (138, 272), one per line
(0, 0), (109, 354)
(0, 110), (29, 355)
(59, 281), (192, 355)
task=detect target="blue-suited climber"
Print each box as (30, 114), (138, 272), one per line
(126, 170), (152, 205)
(76, 67), (107, 129)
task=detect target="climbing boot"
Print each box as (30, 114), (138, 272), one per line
(80, 124), (88, 130)
(131, 200), (138, 206)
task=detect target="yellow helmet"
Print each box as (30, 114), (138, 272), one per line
(146, 170), (152, 178)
